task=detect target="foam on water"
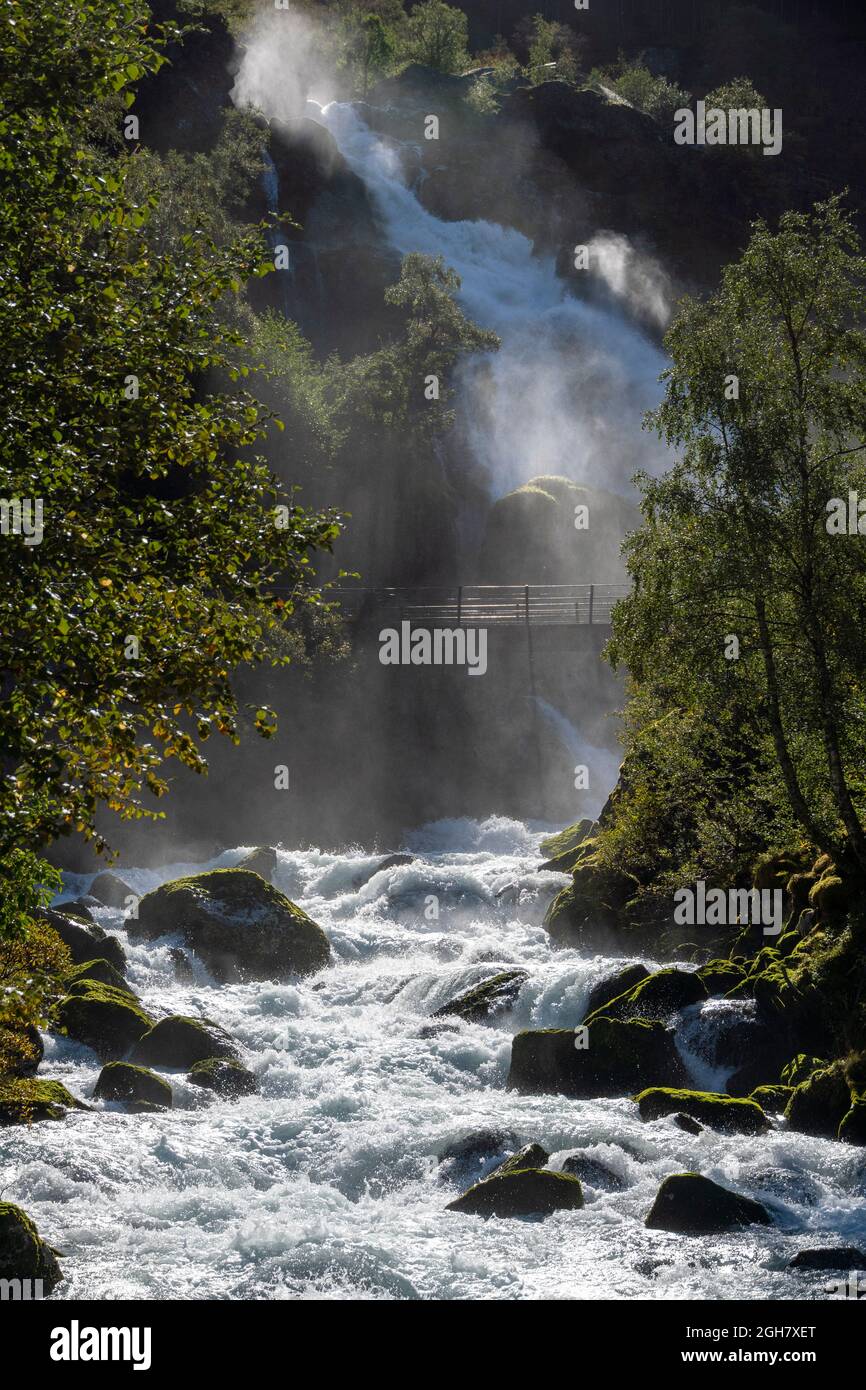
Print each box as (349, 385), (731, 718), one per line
(7, 817), (866, 1301)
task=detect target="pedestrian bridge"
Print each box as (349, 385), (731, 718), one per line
(328, 583), (629, 628)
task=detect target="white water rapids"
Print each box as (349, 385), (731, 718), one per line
(5, 817), (865, 1301)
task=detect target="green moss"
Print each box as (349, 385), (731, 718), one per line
(0, 1077), (88, 1124)
(446, 1167), (584, 1217)
(698, 959), (746, 995)
(784, 1064), (853, 1138)
(131, 1014), (238, 1068)
(188, 1057), (257, 1096)
(586, 966), (706, 1023)
(645, 1173), (771, 1233)
(54, 981), (153, 1061)
(93, 1061), (172, 1109)
(65, 958), (133, 995)
(809, 875), (852, 914)
(838, 1101), (866, 1144)
(0, 1202), (62, 1290)
(433, 969), (527, 1023)
(750, 1084), (793, 1112)
(753, 851), (803, 891)
(539, 818), (596, 862)
(634, 1087), (767, 1134)
(780, 1053), (828, 1086)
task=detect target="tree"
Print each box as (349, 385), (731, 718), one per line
(0, 0), (341, 923)
(607, 197), (866, 876)
(342, 12), (397, 96)
(519, 14), (585, 86)
(398, 0), (470, 75)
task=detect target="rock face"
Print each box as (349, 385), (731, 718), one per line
(634, 1088), (768, 1135)
(131, 1015), (239, 1069)
(130, 869), (330, 982)
(39, 909), (126, 974)
(433, 969), (528, 1023)
(583, 963), (651, 1020)
(94, 1062), (172, 1111)
(89, 871), (134, 909)
(0, 1078), (88, 1125)
(839, 1101), (866, 1145)
(55, 983), (153, 1061)
(645, 1174), (772, 1234)
(447, 1168), (584, 1218)
(0, 1203), (62, 1292)
(187, 1058), (258, 1098)
(508, 1016), (684, 1097)
(587, 968), (707, 1023)
(545, 858), (639, 950)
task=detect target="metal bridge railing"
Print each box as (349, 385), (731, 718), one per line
(323, 583), (630, 627)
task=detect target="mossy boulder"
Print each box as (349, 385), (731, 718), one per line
(54, 982), (153, 1061)
(0, 1203), (62, 1292)
(508, 1015), (684, 1097)
(539, 819), (598, 873)
(131, 1014), (239, 1069)
(235, 846), (278, 881)
(432, 969), (527, 1023)
(187, 1057), (258, 1097)
(634, 1087), (767, 1135)
(809, 875), (853, 915)
(93, 1062), (172, 1110)
(488, 1142), (549, 1178)
(65, 958), (133, 996)
(543, 857), (638, 949)
(838, 1101), (866, 1145)
(446, 1167), (584, 1218)
(0, 1077), (88, 1125)
(750, 1085), (793, 1112)
(131, 868), (330, 982)
(586, 967), (706, 1024)
(645, 1173), (772, 1234)
(90, 870), (134, 909)
(784, 1065), (853, 1139)
(698, 959), (746, 995)
(39, 908), (126, 974)
(753, 851), (803, 892)
(583, 962), (650, 1020)
(781, 1053), (828, 1087)
(561, 1152), (626, 1190)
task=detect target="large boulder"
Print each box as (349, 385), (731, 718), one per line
(93, 1062), (172, 1111)
(39, 908), (126, 974)
(788, 1247), (866, 1271)
(507, 1016), (684, 1097)
(784, 1066), (853, 1140)
(488, 1142), (549, 1178)
(65, 958), (134, 996)
(235, 847), (278, 882)
(544, 857), (639, 950)
(634, 1088), (768, 1135)
(89, 871), (134, 909)
(130, 869), (330, 982)
(586, 968), (707, 1024)
(187, 1057), (258, 1098)
(433, 969), (527, 1023)
(699, 959), (746, 995)
(561, 1152), (626, 1191)
(54, 983), (153, 1061)
(0, 1203), (62, 1293)
(583, 963), (650, 1020)
(645, 1174), (772, 1234)
(0, 1077), (88, 1125)
(446, 1168), (584, 1218)
(130, 1015), (239, 1069)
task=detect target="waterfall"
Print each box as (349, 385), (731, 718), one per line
(531, 696), (621, 813)
(261, 149), (293, 319)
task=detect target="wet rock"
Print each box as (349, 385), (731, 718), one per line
(781, 1054), (829, 1086)
(544, 857), (638, 950)
(351, 853), (414, 890)
(65, 958), (134, 996)
(90, 871), (135, 909)
(169, 947), (194, 983)
(784, 1066), (852, 1139)
(131, 869), (330, 982)
(236, 846), (278, 882)
(94, 1062), (172, 1110)
(673, 1112), (703, 1136)
(433, 969), (528, 1023)
(447, 1167), (584, 1218)
(418, 1022), (460, 1039)
(749, 1085), (793, 1113)
(61, 898), (96, 924)
(489, 1142), (549, 1178)
(839, 1101), (866, 1145)
(587, 967), (707, 1023)
(0, 1203), (62, 1292)
(508, 1016), (684, 1098)
(55, 983), (153, 1061)
(39, 909), (126, 974)
(743, 1168), (820, 1207)
(437, 1128), (521, 1180)
(130, 1015), (239, 1069)
(187, 1058), (258, 1098)
(699, 959), (746, 995)
(583, 963), (650, 1020)
(788, 1247), (866, 1271)
(645, 1174), (772, 1234)
(561, 1152), (626, 1190)
(0, 1077), (89, 1125)
(635, 1088), (768, 1135)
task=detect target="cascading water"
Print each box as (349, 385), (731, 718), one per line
(261, 149), (293, 319)
(531, 696), (621, 816)
(6, 818), (865, 1301)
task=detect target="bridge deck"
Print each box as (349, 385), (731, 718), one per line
(324, 584), (629, 627)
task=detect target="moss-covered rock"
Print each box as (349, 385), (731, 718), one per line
(780, 1054), (828, 1087)
(838, 1101), (866, 1145)
(0, 1203), (62, 1292)
(131, 1014), (238, 1069)
(0, 1077), (88, 1125)
(698, 959), (746, 995)
(809, 875), (853, 915)
(538, 819), (597, 873)
(39, 908), (126, 974)
(586, 967), (706, 1024)
(488, 1142), (549, 1178)
(235, 846), (278, 881)
(507, 1015), (684, 1097)
(543, 856), (639, 949)
(90, 870), (134, 909)
(645, 1173), (772, 1234)
(583, 963), (650, 1019)
(65, 958), (133, 996)
(750, 1084), (793, 1112)
(784, 1065), (853, 1139)
(130, 868), (330, 982)
(54, 983), (153, 1061)
(634, 1087), (767, 1134)
(432, 969), (527, 1023)
(446, 1167), (584, 1218)
(93, 1062), (172, 1110)
(187, 1057), (258, 1097)
(753, 851), (803, 892)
